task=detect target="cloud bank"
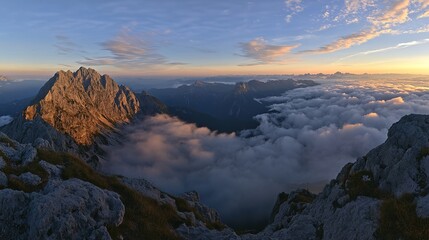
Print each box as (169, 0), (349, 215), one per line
(104, 79), (429, 229)
(0, 116), (13, 127)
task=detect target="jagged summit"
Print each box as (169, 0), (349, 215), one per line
(0, 75), (7, 81)
(23, 67), (140, 145)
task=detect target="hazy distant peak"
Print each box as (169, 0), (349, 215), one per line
(0, 75), (8, 81)
(192, 80), (209, 87)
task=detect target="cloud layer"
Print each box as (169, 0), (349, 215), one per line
(104, 78), (429, 229)
(0, 116), (13, 127)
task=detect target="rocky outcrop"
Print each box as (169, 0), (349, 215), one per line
(121, 177), (176, 207)
(22, 67), (139, 145)
(0, 133), (125, 239)
(0, 179), (125, 240)
(136, 91), (169, 115)
(0, 132), (37, 165)
(180, 191), (222, 224)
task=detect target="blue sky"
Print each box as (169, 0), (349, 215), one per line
(1, 0), (429, 78)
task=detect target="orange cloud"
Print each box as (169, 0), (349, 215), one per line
(419, 10), (429, 18)
(369, 0), (410, 27)
(302, 28), (381, 54)
(240, 38), (299, 63)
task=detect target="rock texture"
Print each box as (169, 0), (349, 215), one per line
(0, 179), (125, 240)
(23, 67), (140, 145)
(0, 133), (125, 240)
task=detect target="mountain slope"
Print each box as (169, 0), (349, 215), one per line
(23, 67), (140, 145)
(149, 79), (318, 132)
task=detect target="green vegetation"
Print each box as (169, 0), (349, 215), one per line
(347, 170), (389, 200)
(173, 196), (225, 231)
(0, 135), (16, 149)
(418, 146), (429, 161)
(1, 158), (49, 192)
(270, 192), (289, 223)
(377, 194), (429, 240)
(37, 149), (182, 240)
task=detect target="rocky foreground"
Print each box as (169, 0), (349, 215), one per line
(0, 132), (232, 239)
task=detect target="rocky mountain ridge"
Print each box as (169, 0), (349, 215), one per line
(0, 67), (167, 166)
(23, 67), (140, 145)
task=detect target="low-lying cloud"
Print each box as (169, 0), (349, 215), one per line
(104, 79), (429, 229)
(0, 116), (13, 127)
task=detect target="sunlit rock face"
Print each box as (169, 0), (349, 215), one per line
(23, 67), (140, 145)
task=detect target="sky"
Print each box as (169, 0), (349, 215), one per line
(1, 0), (429, 78)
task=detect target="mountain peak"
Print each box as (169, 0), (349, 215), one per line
(192, 80), (209, 87)
(23, 67), (140, 145)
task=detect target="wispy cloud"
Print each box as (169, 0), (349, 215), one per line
(368, 0), (410, 28)
(302, 28), (381, 54)
(54, 35), (77, 55)
(419, 9), (429, 18)
(284, 0), (303, 23)
(339, 38), (429, 61)
(239, 38), (299, 64)
(402, 24), (429, 34)
(344, 0), (375, 14)
(303, 0), (414, 54)
(78, 28), (185, 68)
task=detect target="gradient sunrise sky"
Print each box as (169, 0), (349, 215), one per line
(1, 0), (429, 78)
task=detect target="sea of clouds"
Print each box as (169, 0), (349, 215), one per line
(103, 78), (429, 229)
(0, 116), (13, 127)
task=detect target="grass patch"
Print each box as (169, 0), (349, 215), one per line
(0, 136), (16, 149)
(2, 158), (49, 193)
(270, 192), (289, 223)
(418, 147), (429, 161)
(347, 170), (389, 200)
(377, 194), (429, 240)
(173, 196), (225, 231)
(37, 149), (182, 240)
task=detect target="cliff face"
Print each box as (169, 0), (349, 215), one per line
(23, 67), (139, 145)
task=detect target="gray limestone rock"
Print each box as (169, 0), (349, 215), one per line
(0, 156), (6, 169)
(38, 160), (63, 178)
(121, 177), (176, 207)
(176, 222), (240, 240)
(18, 172), (42, 186)
(0, 171), (7, 187)
(0, 179), (125, 240)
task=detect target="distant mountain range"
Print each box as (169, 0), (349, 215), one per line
(149, 79), (318, 132)
(0, 76), (43, 117)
